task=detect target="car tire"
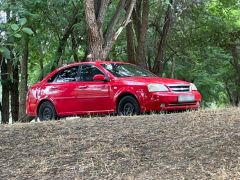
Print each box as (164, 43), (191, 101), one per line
(38, 101), (57, 121)
(117, 96), (140, 116)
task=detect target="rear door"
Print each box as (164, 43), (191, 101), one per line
(45, 65), (82, 115)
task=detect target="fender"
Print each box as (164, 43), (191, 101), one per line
(113, 86), (148, 112)
(35, 96), (59, 116)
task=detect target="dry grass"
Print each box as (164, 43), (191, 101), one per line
(0, 108), (240, 179)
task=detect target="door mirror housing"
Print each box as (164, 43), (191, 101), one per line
(93, 74), (109, 82)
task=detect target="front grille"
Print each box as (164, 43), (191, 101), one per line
(167, 84), (190, 92)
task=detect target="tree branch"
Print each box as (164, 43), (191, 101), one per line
(103, 0), (136, 54)
(96, 0), (109, 42)
(39, 7), (61, 39)
(51, 7), (80, 70)
(104, 0), (127, 45)
(152, 0), (176, 75)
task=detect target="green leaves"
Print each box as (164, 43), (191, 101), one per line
(19, 18), (27, 26)
(0, 47), (11, 59)
(22, 28), (34, 35)
(14, 34), (22, 38)
(8, 18), (33, 38)
(11, 24), (19, 31)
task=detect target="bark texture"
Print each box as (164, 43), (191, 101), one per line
(51, 8), (80, 70)
(10, 61), (19, 122)
(71, 32), (79, 62)
(135, 0), (149, 69)
(152, 0), (176, 75)
(85, 0), (136, 61)
(126, 22), (136, 64)
(1, 58), (10, 124)
(126, 0), (149, 69)
(229, 44), (240, 106)
(19, 35), (29, 121)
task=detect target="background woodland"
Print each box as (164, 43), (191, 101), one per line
(1, 0), (240, 123)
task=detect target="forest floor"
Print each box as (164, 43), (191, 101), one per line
(0, 108), (240, 179)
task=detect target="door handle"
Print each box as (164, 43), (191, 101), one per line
(78, 85), (88, 89)
(50, 87), (59, 90)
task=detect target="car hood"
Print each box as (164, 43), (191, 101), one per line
(115, 76), (190, 85)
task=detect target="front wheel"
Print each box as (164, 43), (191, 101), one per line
(38, 101), (57, 121)
(117, 96), (140, 116)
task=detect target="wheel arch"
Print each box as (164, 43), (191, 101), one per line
(116, 92), (141, 111)
(36, 99), (58, 116)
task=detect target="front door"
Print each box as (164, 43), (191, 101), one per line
(76, 64), (114, 113)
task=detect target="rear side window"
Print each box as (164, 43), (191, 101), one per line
(54, 66), (79, 83)
(80, 65), (104, 81)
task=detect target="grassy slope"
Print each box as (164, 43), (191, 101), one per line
(0, 108), (240, 179)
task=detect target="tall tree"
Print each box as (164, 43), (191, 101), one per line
(10, 56), (19, 122)
(152, 0), (176, 75)
(126, 0), (149, 68)
(1, 57), (10, 123)
(19, 34), (29, 121)
(9, 0), (19, 122)
(85, 0), (136, 61)
(50, 6), (81, 70)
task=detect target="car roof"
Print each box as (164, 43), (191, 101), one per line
(57, 60), (130, 70)
(41, 61), (130, 83)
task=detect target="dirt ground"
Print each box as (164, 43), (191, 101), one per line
(0, 108), (240, 179)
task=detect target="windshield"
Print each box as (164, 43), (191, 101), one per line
(101, 63), (156, 77)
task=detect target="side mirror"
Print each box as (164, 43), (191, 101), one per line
(93, 74), (109, 82)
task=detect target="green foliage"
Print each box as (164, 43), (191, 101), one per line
(22, 28), (34, 35)
(1, 0), (240, 108)
(0, 47), (11, 59)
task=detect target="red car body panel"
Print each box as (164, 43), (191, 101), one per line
(26, 61), (202, 117)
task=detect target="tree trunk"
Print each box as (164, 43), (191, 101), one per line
(230, 44), (240, 79)
(125, 0), (149, 68)
(10, 61), (19, 122)
(85, 0), (136, 61)
(135, 0), (149, 69)
(171, 56), (176, 78)
(230, 44), (240, 106)
(126, 22), (136, 64)
(19, 35), (29, 121)
(1, 58), (10, 124)
(152, 0), (176, 75)
(51, 26), (76, 70)
(51, 8), (79, 70)
(71, 32), (79, 62)
(85, 0), (105, 61)
(226, 83), (239, 106)
(132, 0), (141, 40)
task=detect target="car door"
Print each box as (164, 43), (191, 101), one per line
(76, 64), (114, 113)
(45, 65), (82, 115)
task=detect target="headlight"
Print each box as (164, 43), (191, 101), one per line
(190, 83), (197, 91)
(148, 84), (169, 92)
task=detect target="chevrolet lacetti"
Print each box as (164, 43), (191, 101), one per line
(26, 61), (202, 121)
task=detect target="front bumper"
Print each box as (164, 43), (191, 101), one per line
(142, 91), (201, 112)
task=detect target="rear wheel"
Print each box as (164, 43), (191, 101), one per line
(38, 101), (57, 121)
(117, 96), (140, 116)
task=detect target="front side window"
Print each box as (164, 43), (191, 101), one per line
(80, 64), (104, 81)
(54, 66), (79, 83)
(101, 63), (156, 77)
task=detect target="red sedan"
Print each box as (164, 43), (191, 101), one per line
(26, 61), (201, 121)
